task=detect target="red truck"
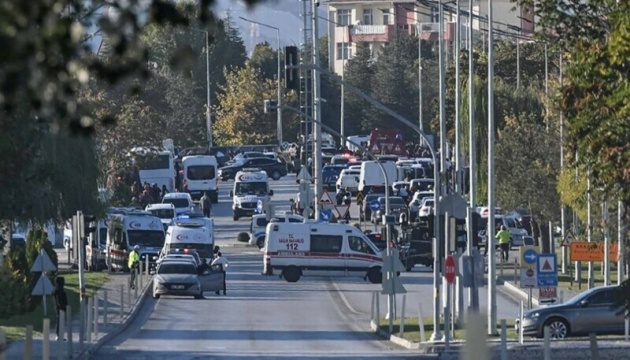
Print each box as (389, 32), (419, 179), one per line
(368, 128), (406, 156)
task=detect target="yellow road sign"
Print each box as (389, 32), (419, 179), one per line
(356, 191), (364, 205)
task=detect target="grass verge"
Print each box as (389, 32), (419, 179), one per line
(0, 272), (109, 344)
(378, 317), (518, 342)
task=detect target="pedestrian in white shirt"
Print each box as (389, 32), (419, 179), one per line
(211, 252), (229, 295)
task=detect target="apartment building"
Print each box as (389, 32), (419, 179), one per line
(326, 0), (534, 76)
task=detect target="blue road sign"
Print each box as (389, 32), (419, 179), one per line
(256, 200), (263, 214)
(523, 249), (537, 264)
(369, 200), (381, 211)
(319, 209), (332, 223)
(536, 253), (558, 287)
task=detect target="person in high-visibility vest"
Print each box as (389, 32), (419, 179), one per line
(128, 245), (140, 289)
(496, 225), (511, 262)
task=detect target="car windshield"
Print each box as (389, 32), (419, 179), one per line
(187, 165), (215, 180)
(128, 230), (165, 248)
(170, 244), (213, 260)
(235, 182), (267, 195)
(163, 198), (189, 208)
(149, 209), (175, 219)
(157, 263), (197, 275)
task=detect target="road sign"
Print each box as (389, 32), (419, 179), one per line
(523, 249), (537, 264)
(539, 286), (557, 301)
(333, 205), (350, 220)
(297, 167), (312, 182)
(381, 250), (406, 295)
(569, 241), (619, 262)
(519, 246), (539, 288)
(31, 275), (54, 296)
(256, 200), (264, 214)
(369, 200), (381, 211)
(520, 267), (538, 288)
(318, 191), (334, 205)
(537, 253), (558, 287)
(371, 143), (380, 152)
(30, 250), (57, 273)
(437, 194), (467, 218)
(444, 255), (456, 283)
(319, 209), (332, 223)
(560, 229), (576, 247)
(356, 191), (364, 205)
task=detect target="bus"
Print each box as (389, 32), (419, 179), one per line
(129, 147), (175, 192)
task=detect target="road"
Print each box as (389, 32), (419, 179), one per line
(93, 175), (431, 359)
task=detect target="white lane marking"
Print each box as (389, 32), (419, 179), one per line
(330, 280), (364, 315)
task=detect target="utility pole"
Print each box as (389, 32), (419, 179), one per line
(438, 0), (447, 196)
(340, 24), (346, 146)
(454, 0), (461, 194)
(466, 0), (477, 312)
(604, 200), (610, 286)
(487, 0), (498, 336)
(559, 53), (567, 274)
(311, 0), (323, 219)
(416, 23), (423, 138)
(204, 31), (213, 148)
(618, 200), (625, 285)
(587, 168), (593, 289)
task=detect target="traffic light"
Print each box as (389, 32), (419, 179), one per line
(84, 215), (97, 234)
(284, 46), (299, 90)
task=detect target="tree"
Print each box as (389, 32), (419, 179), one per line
(213, 65), (300, 145)
(343, 42), (375, 135)
(249, 42), (278, 80)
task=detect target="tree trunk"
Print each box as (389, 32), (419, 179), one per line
(540, 221), (551, 253)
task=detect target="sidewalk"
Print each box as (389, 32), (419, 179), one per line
(4, 271), (152, 359)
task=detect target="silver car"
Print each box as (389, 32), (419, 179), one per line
(152, 261), (223, 299)
(516, 285), (625, 339)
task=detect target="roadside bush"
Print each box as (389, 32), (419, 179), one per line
(24, 227), (59, 311)
(0, 249), (31, 317)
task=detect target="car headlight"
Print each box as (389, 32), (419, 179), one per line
(526, 312), (540, 319)
(152, 255), (158, 260)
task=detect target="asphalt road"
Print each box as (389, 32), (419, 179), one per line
(93, 175), (432, 359)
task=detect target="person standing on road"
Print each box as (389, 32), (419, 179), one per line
(496, 225), (511, 262)
(128, 245), (140, 289)
(200, 191), (212, 218)
(211, 252), (229, 296)
(53, 276), (68, 341)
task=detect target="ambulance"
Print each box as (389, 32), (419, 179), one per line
(229, 168), (274, 221)
(162, 216), (215, 262)
(263, 222), (383, 283)
(85, 217), (109, 272)
(106, 210), (165, 272)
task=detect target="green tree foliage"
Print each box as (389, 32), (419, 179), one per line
(343, 42), (375, 135)
(249, 42), (278, 80)
(213, 65), (300, 145)
(318, 35), (341, 136)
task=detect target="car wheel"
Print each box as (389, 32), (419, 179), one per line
(233, 212), (239, 221)
(367, 267), (382, 284)
(282, 266), (301, 282)
(194, 290), (204, 299)
(543, 318), (569, 339)
(271, 171), (281, 181)
(152, 291), (160, 299)
(256, 236), (265, 249)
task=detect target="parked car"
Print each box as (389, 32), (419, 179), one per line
(515, 285), (626, 339)
(373, 196), (408, 224)
(219, 158), (287, 181)
(360, 193), (384, 221)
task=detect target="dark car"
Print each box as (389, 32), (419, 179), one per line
(373, 196), (408, 224)
(219, 157), (287, 181)
(398, 223), (433, 271)
(322, 165), (346, 191)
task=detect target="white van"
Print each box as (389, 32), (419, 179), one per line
(358, 160), (398, 193)
(162, 219), (215, 262)
(336, 168), (360, 194)
(229, 168), (274, 221)
(106, 210), (165, 272)
(249, 213), (305, 248)
(162, 192), (195, 215)
(182, 155), (219, 203)
(86, 218), (109, 272)
(476, 207), (528, 248)
(263, 222), (383, 283)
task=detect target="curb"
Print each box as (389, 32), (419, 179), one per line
(75, 276), (153, 359)
(370, 320), (420, 350)
(502, 281), (540, 307)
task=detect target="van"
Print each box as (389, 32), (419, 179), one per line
(182, 155), (219, 203)
(249, 213), (305, 248)
(358, 160), (398, 194)
(106, 210), (165, 272)
(336, 168), (360, 194)
(476, 207), (528, 248)
(162, 219), (215, 262)
(86, 218), (109, 271)
(162, 192), (195, 215)
(263, 222), (383, 283)
(229, 168), (274, 221)
(145, 203), (176, 231)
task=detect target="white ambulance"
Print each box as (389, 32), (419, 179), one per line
(263, 223), (383, 283)
(162, 217), (215, 262)
(229, 168), (274, 221)
(106, 210), (165, 272)
(182, 155), (219, 203)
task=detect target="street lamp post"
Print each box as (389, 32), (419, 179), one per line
(414, 23), (423, 140)
(188, 28), (213, 148)
(240, 17), (283, 146)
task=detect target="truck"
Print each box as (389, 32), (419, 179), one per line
(358, 160), (398, 194)
(368, 128), (406, 156)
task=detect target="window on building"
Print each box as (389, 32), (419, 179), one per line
(431, 6), (440, 23)
(337, 9), (351, 26)
(336, 42), (352, 60)
(363, 9), (373, 25)
(382, 10), (391, 25)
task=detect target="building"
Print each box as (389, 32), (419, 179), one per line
(326, 0), (534, 76)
